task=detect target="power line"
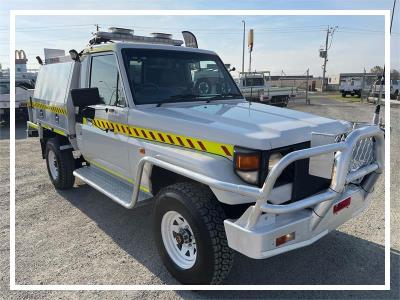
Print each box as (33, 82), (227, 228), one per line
(1, 22), (391, 36)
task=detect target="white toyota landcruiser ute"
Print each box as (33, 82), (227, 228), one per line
(235, 71), (296, 107)
(27, 28), (384, 285)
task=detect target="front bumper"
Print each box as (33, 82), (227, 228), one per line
(223, 125), (384, 259)
(224, 185), (372, 259)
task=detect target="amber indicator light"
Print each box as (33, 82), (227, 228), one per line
(276, 232), (296, 247)
(235, 153), (260, 171)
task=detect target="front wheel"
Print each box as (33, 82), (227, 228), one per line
(153, 182), (234, 284)
(281, 96), (289, 107)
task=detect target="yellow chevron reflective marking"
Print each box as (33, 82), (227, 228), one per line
(31, 101), (67, 115)
(27, 121), (38, 129)
(88, 118), (234, 159)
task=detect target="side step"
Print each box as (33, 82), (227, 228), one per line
(73, 166), (152, 209)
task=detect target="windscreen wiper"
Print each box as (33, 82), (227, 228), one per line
(156, 94), (200, 107)
(205, 93), (243, 103)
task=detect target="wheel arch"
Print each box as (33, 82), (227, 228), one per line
(149, 165), (197, 196)
(148, 164), (251, 219)
(39, 129), (71, 159)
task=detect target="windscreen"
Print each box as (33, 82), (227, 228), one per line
(244, 77), (264, 87)
(121, 48), (241, 105)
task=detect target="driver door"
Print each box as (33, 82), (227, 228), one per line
(80, 53), (130, 178)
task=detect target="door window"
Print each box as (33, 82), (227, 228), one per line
(90, 54), (126, 107)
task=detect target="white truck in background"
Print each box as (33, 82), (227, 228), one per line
(235, 71), (296, 107)
(370, 77), (400, 100)
(0, 69), (36, 123)
(339, 77), (363, 98)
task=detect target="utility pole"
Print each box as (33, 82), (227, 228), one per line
(320, 26), (337, 92)
(361, 67), (366, 102)
(241, 20), (245, 74)
(306, 68), (310, 104)
(321, 26), (330, 92)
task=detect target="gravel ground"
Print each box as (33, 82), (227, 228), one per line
(0, 96), (399, 299)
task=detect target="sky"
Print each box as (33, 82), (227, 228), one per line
(1, 0), (399, 77)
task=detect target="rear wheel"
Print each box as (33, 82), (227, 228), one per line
(342, 92), (346, 97)
(45, 138), (75, 189)
(153, 182), (234, 284)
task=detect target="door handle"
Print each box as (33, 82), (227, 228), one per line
(105, 108), (115, 113)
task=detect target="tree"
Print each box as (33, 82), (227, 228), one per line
(370, 65), (384, 74)
(391, 69), (400, 80)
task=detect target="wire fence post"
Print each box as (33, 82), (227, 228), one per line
(361, 67), (366, 103)
(306, 68), (310, 104)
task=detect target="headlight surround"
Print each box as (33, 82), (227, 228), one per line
(233, 147), (261, 185)
(268, 152), (283, 171)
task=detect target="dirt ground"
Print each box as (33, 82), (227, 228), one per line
(0, 96), (399, 299)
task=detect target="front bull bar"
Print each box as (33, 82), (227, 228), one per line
(132, 125), (384, 231)
(244, 125), (384, 229)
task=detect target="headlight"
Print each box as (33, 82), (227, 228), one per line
(268, 152), (283, 171)
(234, 147), (284, 186)
(233, 147), (261, 185)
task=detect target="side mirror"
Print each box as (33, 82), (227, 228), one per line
(71, 87), (101, 107)
(229, 67), (236, 72)
(71, 88), (101, 122)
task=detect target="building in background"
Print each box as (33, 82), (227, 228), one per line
(328, 72), (378, 91)
(269, 75), (324, 92)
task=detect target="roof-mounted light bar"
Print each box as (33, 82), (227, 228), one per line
(89, 27), (184, 46)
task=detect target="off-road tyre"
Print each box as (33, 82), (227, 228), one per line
(153, 182), (234, 284)
(45, 138), (75, 190)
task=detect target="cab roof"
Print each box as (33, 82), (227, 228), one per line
(84, 42), (217, 56)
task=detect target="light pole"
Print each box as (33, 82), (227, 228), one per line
(241, 20), (245, 74)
